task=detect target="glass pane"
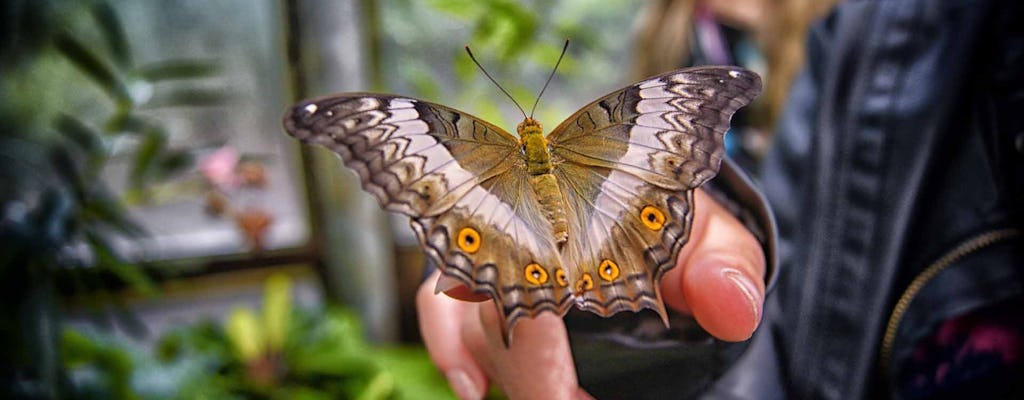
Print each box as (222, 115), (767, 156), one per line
(107, 0), (308, 261)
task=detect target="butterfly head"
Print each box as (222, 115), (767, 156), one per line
(516, 118), (543, 138)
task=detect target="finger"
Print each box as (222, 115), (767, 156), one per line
(417, 271), (489, 400)
(462, 304), (589, 400)
(661, 190), (766, 341)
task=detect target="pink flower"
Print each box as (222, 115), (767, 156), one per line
(199, 146), (240, 190)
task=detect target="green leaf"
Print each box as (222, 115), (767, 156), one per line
(289, 349), (370, 378)
(356, 371), (395, 400)
(375, 347), (456, 400)
(403, 63), (442, 100)
(426, 0), (482, 19)
(90, 1), (131, 68)
(60, 329), (139, 400)
(54, 32), (131, 105)
(61, 329), (101, 367)
(154, 150), (194, 180)
(83, 189), (147, 237)
(136, 59), (221, 81)
(129, 129), (166, 190)
(453, 52), (477, 82)
(85, 230), (156, 295)
(143, 87), (230, 108)
(473, 99), (508, 129)
(54, 114), (106, 158)
(226, 308), (264, 362)
(263, 273), (292, 352)
(289, 387), (336, 400)
(103, 111), (156, 134)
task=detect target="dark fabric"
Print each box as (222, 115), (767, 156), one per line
(899, 298), (1024, 400)
(711, 0), (1024, 398)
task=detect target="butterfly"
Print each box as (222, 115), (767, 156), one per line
(283, 52), (761, 344)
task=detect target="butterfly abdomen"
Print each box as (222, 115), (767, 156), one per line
(530, 174), (569, 243)
(518, 118), (570, 243)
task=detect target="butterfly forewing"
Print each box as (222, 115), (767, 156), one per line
(283, 94), (572, 342)
(547, 66), (762, 322)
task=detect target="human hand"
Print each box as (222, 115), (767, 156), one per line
(416, 189), (767, 399)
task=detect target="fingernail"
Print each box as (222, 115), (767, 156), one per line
(723, 269), (762, 326)
(446, 369), (482, 400)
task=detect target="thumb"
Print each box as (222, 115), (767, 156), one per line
(661, 190), (766, 341)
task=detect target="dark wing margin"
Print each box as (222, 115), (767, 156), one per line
(283, 93), (521, 217)
(548, 66), (762, 191)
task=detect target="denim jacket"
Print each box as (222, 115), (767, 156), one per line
(711, 0), (1023, 398)
(575, 0), (1023, 398)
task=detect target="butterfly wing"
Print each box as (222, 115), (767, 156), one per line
(283, 94), (572, 341)
(548, 67), (762, 321)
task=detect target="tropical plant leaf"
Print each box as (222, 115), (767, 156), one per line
(83, 189), (146, 237)
(136, 59), (220, 81)
(143, 87), (229, 108)
(129, 130), (166, 190)
(54, 32), (131, 105)
(103, 111), (159, 135)
(54, 114), (106, 160)
(90, 1), (131, 69)
(84, 230), (156, 295)
(154, 150), (193, 181)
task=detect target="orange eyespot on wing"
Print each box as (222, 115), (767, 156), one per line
(524, 263), (549, 285)
(575, 273), (595, 294)
(640, 205), (666, 231)
(456, 227), (481, 253)
(554, 267), (569, 287)
(598, 259), (620, 282)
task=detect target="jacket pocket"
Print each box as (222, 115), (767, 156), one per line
(879, 228), (1023, 394)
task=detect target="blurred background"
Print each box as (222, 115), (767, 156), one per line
(0, 0), (832, 398)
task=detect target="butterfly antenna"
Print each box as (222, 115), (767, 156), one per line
(465, 45), (528, 120)
(530, 39), (569, 119)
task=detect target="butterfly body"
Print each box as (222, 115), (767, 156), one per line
(517, 118), (571, 243)
(284, 66), (762, 343)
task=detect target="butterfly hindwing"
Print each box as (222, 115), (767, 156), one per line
(411, 168), (573, 340)
(283, 94), (571, 341)
(548, 67), (762, 321)
(554, 163), (696, 321)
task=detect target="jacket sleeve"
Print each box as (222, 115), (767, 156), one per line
(701, 11), (829, 398)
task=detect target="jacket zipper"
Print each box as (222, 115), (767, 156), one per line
(879, 227), (1022, 377)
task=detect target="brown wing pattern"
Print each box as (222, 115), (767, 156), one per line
(548, 67), (762, 322)
(283, 94), (570, 342)
(284, 94), (520, 216)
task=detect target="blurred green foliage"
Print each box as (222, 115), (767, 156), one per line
(1, 1), (224, 397)
(62, 274), (454, 400)
(378, 0), (635, 130)
(1, 1), (640, 398)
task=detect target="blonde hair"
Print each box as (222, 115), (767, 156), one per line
(633, 0), (838, 130)
(759, 0), (837, 127)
